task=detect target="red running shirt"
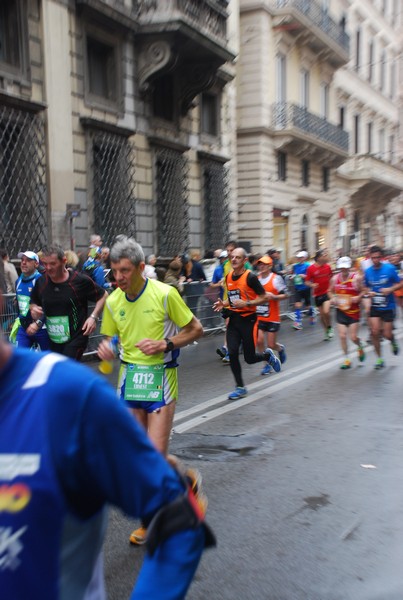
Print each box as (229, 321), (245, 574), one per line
(305, 263), (332, 297)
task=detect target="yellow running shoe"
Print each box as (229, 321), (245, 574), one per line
(340, 359), (351, 370)
(167, 456), (209, 516)
(129, 525), (147, 545)
(186, 467), (208, 516)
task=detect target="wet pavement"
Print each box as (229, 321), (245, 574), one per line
(91, 314), (403, 599)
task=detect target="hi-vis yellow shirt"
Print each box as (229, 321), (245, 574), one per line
(101, 278), (193, 364)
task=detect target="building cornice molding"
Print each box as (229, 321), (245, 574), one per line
(0, 92), (47, 113)
(197, 149), (231, 163)
(80, 117), (135, 138)
(148, 135), (190, 153)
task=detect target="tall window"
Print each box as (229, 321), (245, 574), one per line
(0, 0), (25, 74)
(320, 83), (329, 119)
(153, 75), (175, 121)
(380, 50), (386, 91)
(355, 28), (361, 71)
(301, 215), (309, 250)
(339, 106), (345, 129)
(276, 54), (287, 103)
(389, 135), (395, 163)
(277, 151), (287, 181)
(87, 36), (117, 102)
(322, 167), (330, 192)
(301, 160), (310, 187)
(368, 42), (374, 82)
(200, 93), (219, 136)
(300, 69), (309, 108)
(390, 61), (396, 99)
(354, 114), (360, 154)
(367, 122), (372, 154)
(379, 129), (385, 159)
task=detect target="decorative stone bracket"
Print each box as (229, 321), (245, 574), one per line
(138, 40), (177, 93)
(179, 63), (218, 115)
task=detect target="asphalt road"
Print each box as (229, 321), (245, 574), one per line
(93, 313), (403, 600)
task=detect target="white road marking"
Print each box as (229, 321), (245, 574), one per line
(174, 331), (402, 433)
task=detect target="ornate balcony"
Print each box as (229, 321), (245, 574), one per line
(337, 155), (403, 202)
(76, 0), (139, 30)
(76, 0), (231, 50)
(76, 0), (234, 115)
(272, 0), (349, 68)
(137, 0), (230, 52)
(135, 0), (235, 114)
(272, 103), (349, 166)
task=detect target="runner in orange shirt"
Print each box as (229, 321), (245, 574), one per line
(256, 256), (288, 375)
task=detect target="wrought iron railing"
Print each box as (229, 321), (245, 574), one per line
(137, 0), (228, 43)
(273, 102), (349, 152)
(275, 0), (349, 54)
(76, 0), (138, 20)
(0, 106), (48, 258)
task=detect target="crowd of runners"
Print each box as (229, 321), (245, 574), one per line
(1, 236), (402, 598)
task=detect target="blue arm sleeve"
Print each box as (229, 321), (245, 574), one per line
(132, 529), (205, 600)
(93, 266), (107, 288)
(47, 364), (205, 596)
(48, 369), (184, 518)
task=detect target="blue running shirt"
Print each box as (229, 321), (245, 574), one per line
(0, 349), (204, 599)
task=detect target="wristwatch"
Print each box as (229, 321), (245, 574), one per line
(35, 319), (43, 327)
(164, 338), (175, 353)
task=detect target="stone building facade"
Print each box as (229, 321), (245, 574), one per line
(0, 0), (238, 258)
(236, 0), (403, 260)
(334, 0), (403, 254)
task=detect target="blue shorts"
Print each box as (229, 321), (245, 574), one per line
(16, 326), (51, 351)
(118, 363), (178, 413)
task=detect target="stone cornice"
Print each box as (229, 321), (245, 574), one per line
(80, 117), (135, 137)
(0, 92), (47, 113)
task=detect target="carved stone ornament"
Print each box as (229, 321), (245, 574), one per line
(138, 40), (177, 92)
(180, 64), (217, 115)
(135, 0), (158, 16)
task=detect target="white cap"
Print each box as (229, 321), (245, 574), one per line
(219, 250), (228, 258)
(296, 251), (308, 259)
(18, 251), (39, 262)
(336, 256), (352, 269)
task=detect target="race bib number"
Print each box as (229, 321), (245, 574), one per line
(294, 275), (303, 286)
(17, 294), (31, 317)
(336, 294), (352, 311)
(256, 304), (269, 317)
(124, 364), (164, 402)
(47, 315), (70, 343)
(228, 289), (241, 306)
(372, 293), (387, 308)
